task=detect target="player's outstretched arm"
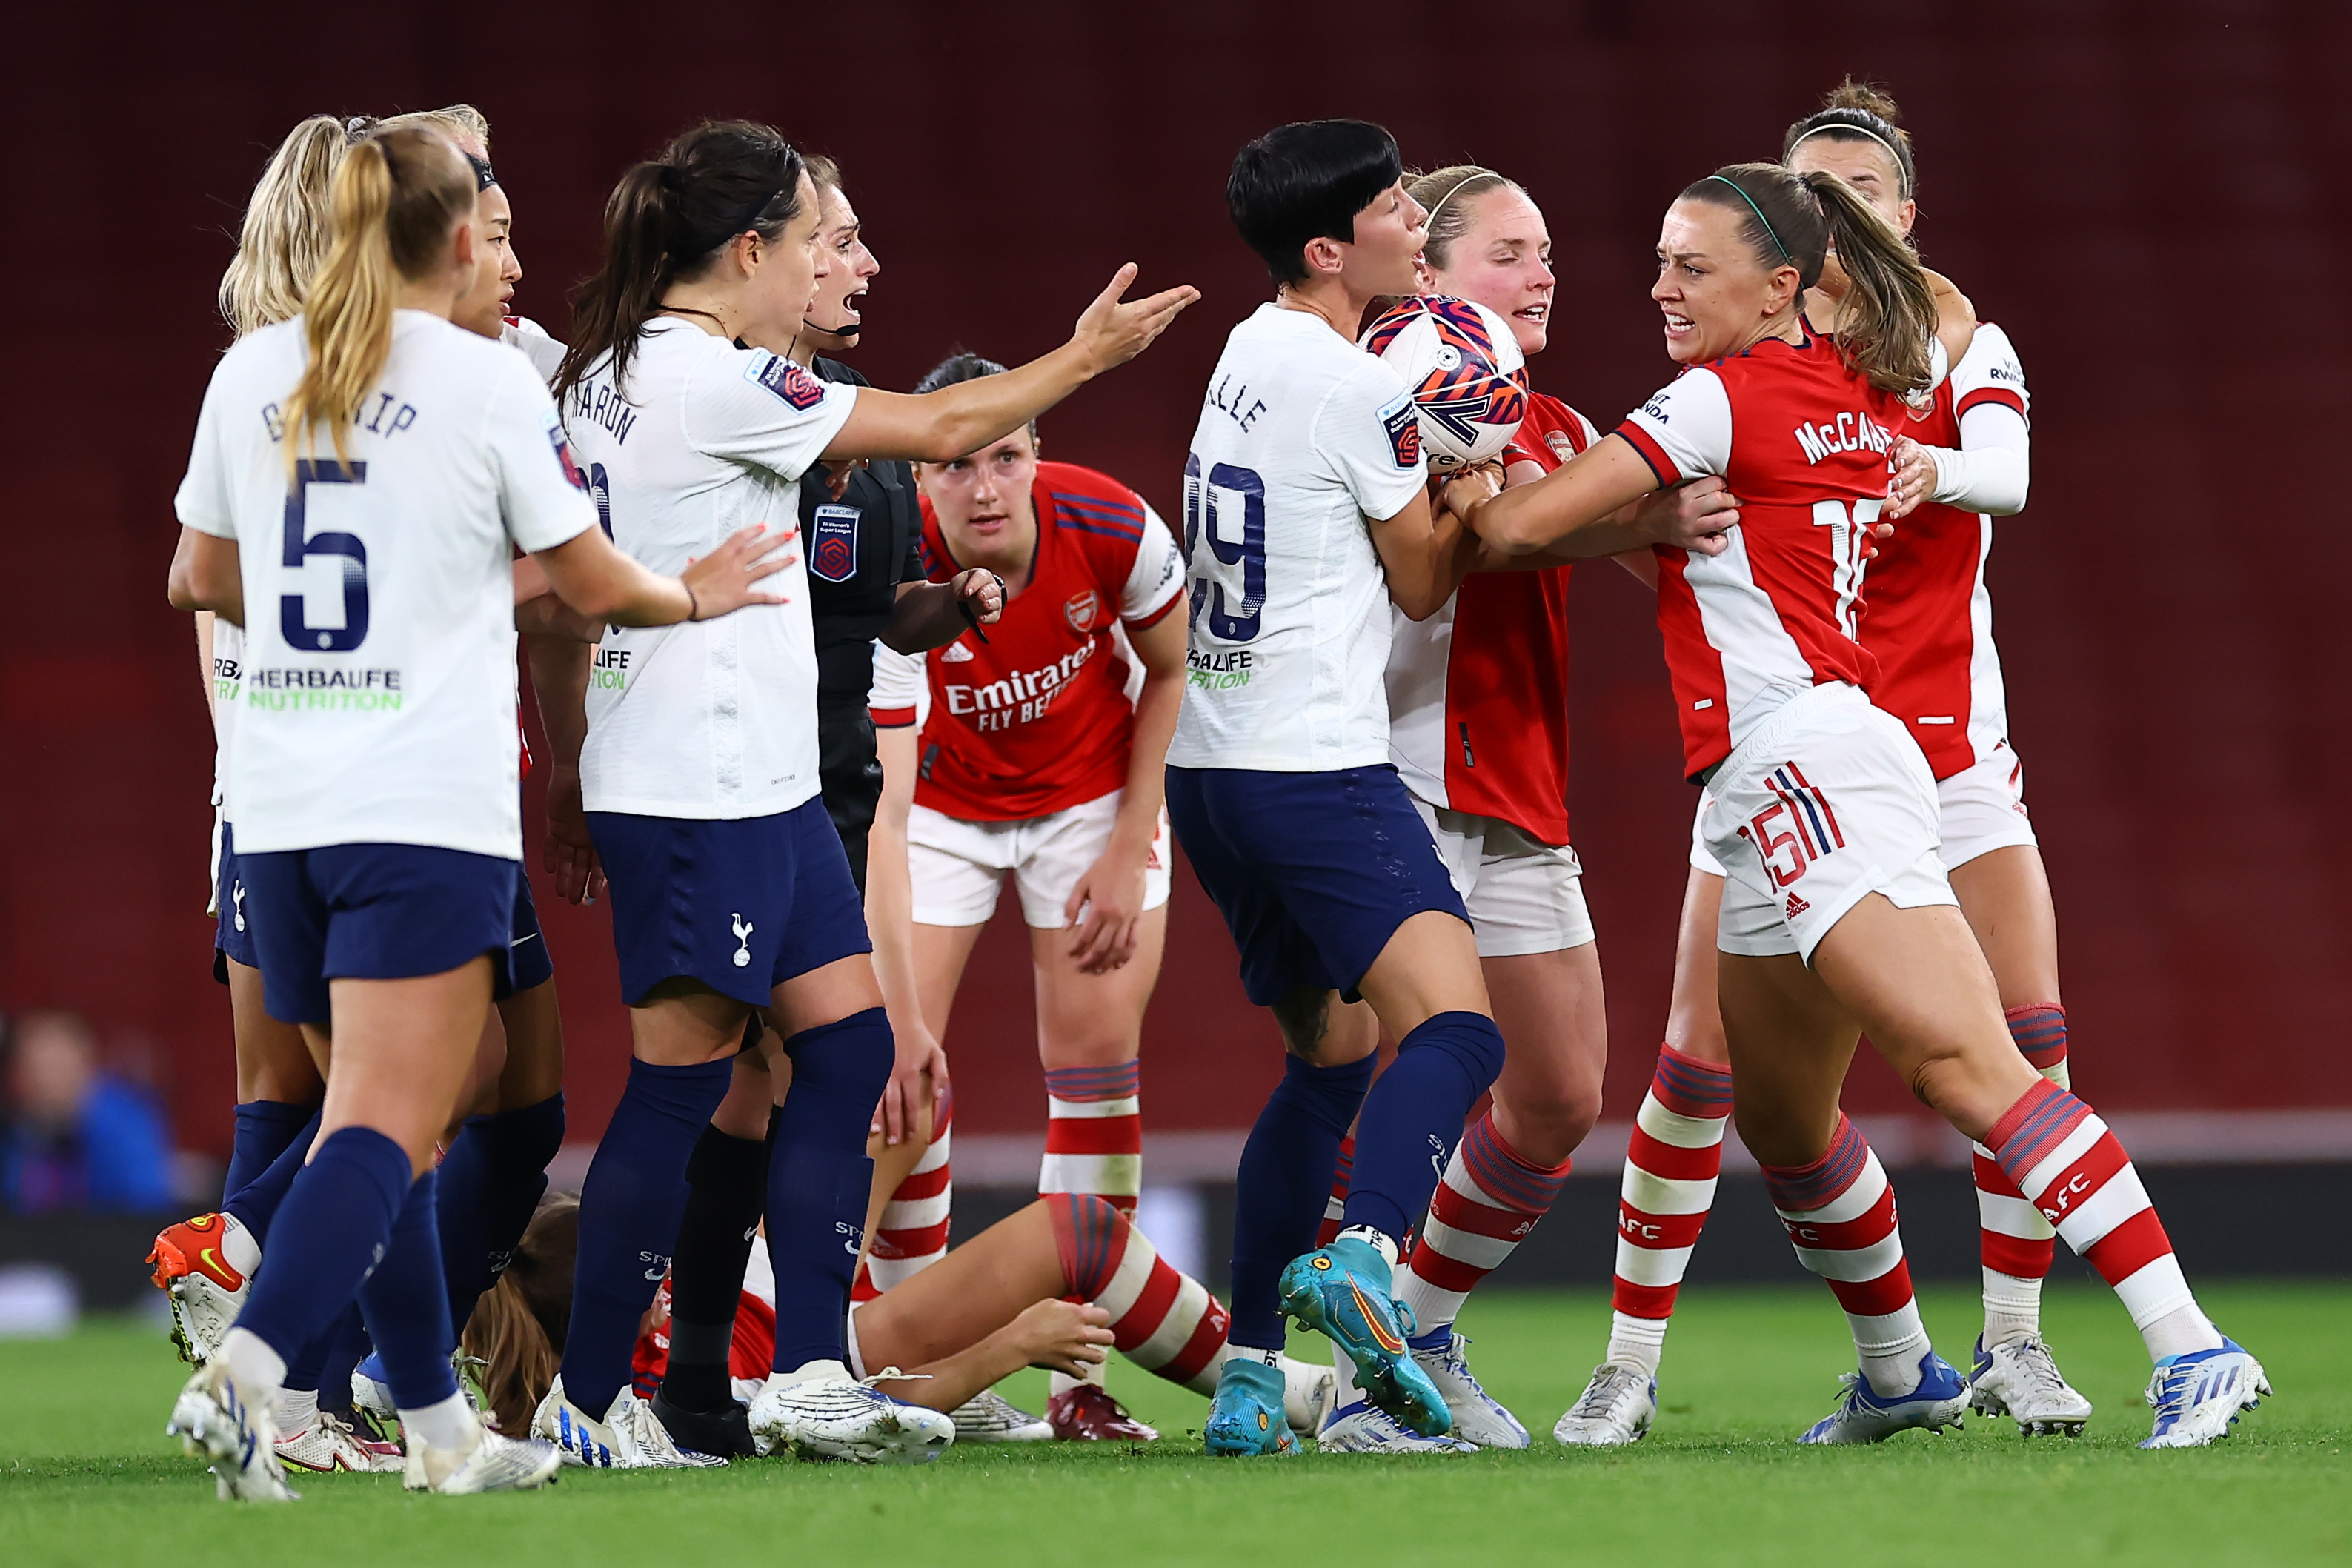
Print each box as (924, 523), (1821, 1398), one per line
(1473, 475), (1744, 568)
(1455, 433), (1669, 556)
(166, 526), (244, 626)
(534, 521), (797, 627)
(821, 265), (1200, 464)
(1366, 487), (1484, 621)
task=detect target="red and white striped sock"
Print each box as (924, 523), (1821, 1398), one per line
(1984, 1079), (2222, 1363)
(1399, 1112), (1569, 1346)
(860, 1091), (953, 1299)
(1040, 1060), (1142, 1392)
(1606, 1044), (1733, 1376)
(1973, 1003), (2069, 1346)
(1049, 1192), (1230, 1395)
(1315, 1135), (1355, 1249)
(1759, 1114), (1931, 1398)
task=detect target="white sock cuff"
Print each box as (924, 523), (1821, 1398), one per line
(221, 1327), (288, 1403)
(400, 1390), (478, 1453)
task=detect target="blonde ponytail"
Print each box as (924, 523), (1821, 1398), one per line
(219, 115), (352, 339)
(1801, 168), (1936, 395)
(281, 125), (473, 473)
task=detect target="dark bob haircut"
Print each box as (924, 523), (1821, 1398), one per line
(1227, 119), (1403, 288)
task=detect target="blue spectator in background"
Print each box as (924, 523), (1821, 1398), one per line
(3, 1010), (175, 1213)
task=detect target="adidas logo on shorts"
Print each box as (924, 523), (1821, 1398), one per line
(1785, 892), (1810, 917)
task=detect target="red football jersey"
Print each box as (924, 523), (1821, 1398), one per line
(1615, 322), (1919, 779)
(1853, 324), (2030, 780)
(1387, 391), (1596, 846)
(871, 461), (1183, 821)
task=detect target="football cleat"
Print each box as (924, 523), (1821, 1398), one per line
(1203, 1357), (1297, 1457)
(745, 1363), (954, 1465)
(1798, 1351), (1969, 1444)
(167, 1358), (296, 1502)
(2139, 1338), (2270, 1449)
(148, 1212), (255, 1366)
(949, 1388), (1053, 1443)
(1553, 1362), (1658, 1447)
(1414, 1332), (1528, 1449)
(1315, 1398), (1478, 1454)
(403, 1420), (563, 1495)
(1049, 1382), (1159, 1442)
(1970, 1335), (2093, 1436)
(352, 1350), (493, 1435)
(275, 1410), (402, 1474)
(1277, 1237), (1450, 1437)
(530, 1375), (726, 1469)
(1278, 1352), (1335, 1436)
(650, 1384), (757, 1458)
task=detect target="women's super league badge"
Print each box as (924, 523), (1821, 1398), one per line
(811, 504), (860, 582)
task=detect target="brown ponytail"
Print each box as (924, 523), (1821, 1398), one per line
(219, 115), (353, 339)
(1681, 161), (1935, 396)
(280, 125), (474, 473)
(553, 120), (807, 409)
(1783, 78), (1916, 201)
(460, 1194), (579, 1435)
(1799, 168), (1936, 395)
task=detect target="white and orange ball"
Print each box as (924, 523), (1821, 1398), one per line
(1359, 294), (1529, 471)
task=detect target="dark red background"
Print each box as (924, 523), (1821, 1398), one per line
(5, 2), (2346, 1160)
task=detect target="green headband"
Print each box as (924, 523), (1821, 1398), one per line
(1707, 173), (1792, 267)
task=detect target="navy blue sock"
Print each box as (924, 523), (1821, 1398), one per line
(436, 1092), (565, 1338)
(225, 1109), (321, 1243)
(766, 1009), (893, 1373)
(560, 1056), (734, 1415)
(357, 1169), (459, 1412)
(1229, 1052), (1377, 1351)
(317, 1305), (369, 1419)
(1342, 1010), (1506, 1244)
(225, 1100), (313, 1206)
(232, 1126), (408, 1371)
(279, 1315), (331, 1395)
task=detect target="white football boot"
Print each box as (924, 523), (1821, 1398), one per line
(745, 1361), (954, 1464)
(147, 1212), (256, 1366)
(167, 1359), (296, 1502)
(275, 1409), (403, 1473)
(1315, 1398), (1478, 1454)
(530, 1375), (726, 1469)
(2139, 1339), (2270, 1449)
(1970, 1336), (2094, 1436)
(1412, 1332), (1529, 1449)
(1278, 1352), (1335, 1437)
(1552, 1362), (1658, 1446)
(949, 1389), (1053, 1443)
(404, 1415), (564, 1495)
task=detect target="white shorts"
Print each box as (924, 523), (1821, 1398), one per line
(908, 791), (1173, 929)
(1699, 682), (1956, 962)
(1411, 799), (1594, 958)
(1690, 735), (2038, 878)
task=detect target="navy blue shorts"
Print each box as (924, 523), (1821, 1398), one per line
(508, 870), (554, 994)
(1165, 763), (1467, 1007)
(241, 843), (519, 1026)
(588, 797), (872, 1008)
(213, 820), (260, 983)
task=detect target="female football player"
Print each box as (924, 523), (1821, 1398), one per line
(529, 117), (1195, 1468)
(1452, 161), (2264, 1452)
(1558, 84), (2089, 1447)
(165, 122), (785, 1499)
(860, 350), (1187, 1441)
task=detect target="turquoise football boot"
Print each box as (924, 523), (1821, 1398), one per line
(1205, 1357), (1298, 1456)
(1278, 1237), (1452, 1438)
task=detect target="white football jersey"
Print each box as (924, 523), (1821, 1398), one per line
(562, 319), (856, 819)
(1165, 304), (1426, 772)
(501, 315), (567, 385)
(173, 310), (598, 858)
(208, 617), (245, 820)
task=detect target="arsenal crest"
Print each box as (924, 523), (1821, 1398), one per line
(811, 504), (860, 582)
(1064, 589), (1100, 634)
(1544, 429), (1578, 462)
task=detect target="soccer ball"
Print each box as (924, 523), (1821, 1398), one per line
(1359, 295), (1529, 471)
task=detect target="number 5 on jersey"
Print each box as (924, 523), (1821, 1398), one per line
(283, 459), (370, 652)
(1182, 454), (1265, 642)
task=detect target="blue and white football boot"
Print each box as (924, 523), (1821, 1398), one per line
(1412, 1332), (1528, 1448)
(1970, 1335), (2093, 1436)
(2139, 1338), (2270, 1449)
(1797, 1350), (1970, 1444)
(1277, 1235), (1451, 1438)
(1315, 1398), (1478, 1454)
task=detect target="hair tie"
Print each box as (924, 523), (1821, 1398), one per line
(1707, 173), (1791, 265)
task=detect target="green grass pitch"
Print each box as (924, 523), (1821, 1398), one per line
(2, 1283), (2344, 1567)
